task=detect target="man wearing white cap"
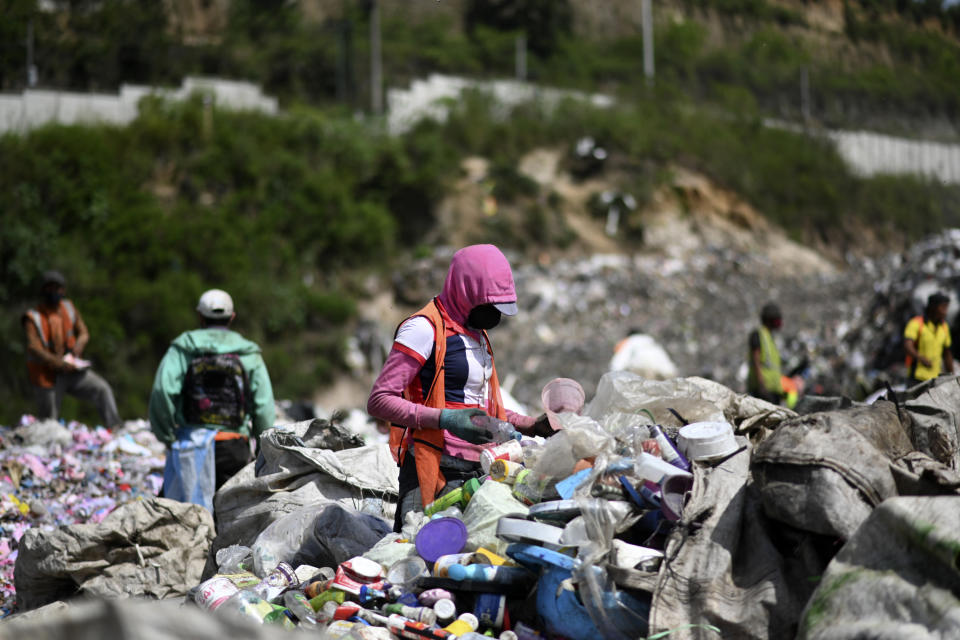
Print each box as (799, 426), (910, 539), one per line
(149, 289), (275, 505)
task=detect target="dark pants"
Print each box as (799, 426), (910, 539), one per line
(214, 438), (253, 490)
(393, 451), (483, 532)
(34, 369), (120, 428)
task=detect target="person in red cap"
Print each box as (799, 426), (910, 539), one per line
(367, 245), (551, 531)
(22, 270), (120, 427)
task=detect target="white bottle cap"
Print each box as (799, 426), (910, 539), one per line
(433, 597), (457, 621)
(458, 612), (480, 631)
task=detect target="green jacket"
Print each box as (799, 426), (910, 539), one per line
(148, 327), (275, 445)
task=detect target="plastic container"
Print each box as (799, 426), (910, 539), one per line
(384, 603), (438, 625)
(446, 564), (531, 585)
(283, 590), (319, 627)
(415, 517), (468, 563)
(472, 415), (523, 443)
(250, 561), (298, 602)
(648, 425), (691, 471)
(194, 576), (239, 611)
(473, 592), (507, 629)
(444, 612), (480, 635)
(541, 378), (586, 430)
(424, 487), (465, 517)
(496, 517), (564, 547)
(677, 421), (739, 461)
(489, 459), (524, 484)
(418, 588), (455, 606)
(432, 597), (457, 623)
(635, 452), (694, 485)
(433, 552), (480, 577)
(479, 440), (524, 474)
(462, 477), (483, 504)
(511, 469), (560, 506)
(430, 505), (464, 520)
(386, 555), (428, 588)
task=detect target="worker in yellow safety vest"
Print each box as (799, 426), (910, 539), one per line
(747, 302), (802, 408)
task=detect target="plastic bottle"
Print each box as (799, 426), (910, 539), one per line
(387, 614), (456, 639)
(216, 590), (275, 624)
(648, 425), (691, 471)
(443, 612), (480, 636)
(479, 440), (524, 473)
(432, 597), (457, 624)
(462, 477), (482, 504)
(263, 606), (296, 629)
(315, 600), (341, 624)
(488, 459), (524, 484)
(636, 451), (693, 485)
(471, 415), (522, 443)
(283, 590), (319, 628)
(308, 587), (347, 611)
(424, 487), (465, 517)
(433, 552), (481, 577)
(417, 588), (455, 606)
(512, 622), (543, 640)
(511, 469), (560, 506)
(194, 575), (239, 611)
(383, 603), (438, 625)
(430, 505), (464, 520)
(250, 561), (298, 603)
(446, 564), (532, 585)
(358, 584), (391, 606)
(304, 576), (332, 599)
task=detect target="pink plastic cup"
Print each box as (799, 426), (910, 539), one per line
(540, 378), (586, 431)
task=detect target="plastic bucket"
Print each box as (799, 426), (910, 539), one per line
(541, 378), (586, 430)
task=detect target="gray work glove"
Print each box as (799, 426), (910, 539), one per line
(439, 408), (494, 445)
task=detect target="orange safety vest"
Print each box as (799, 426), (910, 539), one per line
(389, 298), (507, 508)
(23, 300), (78, 388)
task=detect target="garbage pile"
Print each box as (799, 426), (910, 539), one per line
(0, 416), (164, 616)
(837, 229), (960, 383)
(7, 372), (960, 638)
(170, 373), (789, 639)
(392, 246), (884, 409)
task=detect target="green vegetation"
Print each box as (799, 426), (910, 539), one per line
(0, 95), (459, 423)
(3, 90), (956, 424)
(4, 0), (960, 133)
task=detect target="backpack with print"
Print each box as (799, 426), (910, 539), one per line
(183, 352), (248, 428)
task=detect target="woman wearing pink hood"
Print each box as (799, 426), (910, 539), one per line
(368, 244), (551, 531)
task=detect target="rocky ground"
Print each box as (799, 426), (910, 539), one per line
(327, 149), (956, 421)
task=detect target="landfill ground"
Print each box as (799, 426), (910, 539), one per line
(4, 232), (960, 639)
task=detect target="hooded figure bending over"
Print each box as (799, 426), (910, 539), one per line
(368, 245), (551, 530)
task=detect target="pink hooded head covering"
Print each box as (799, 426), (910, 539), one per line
(437, 244), (517, 327)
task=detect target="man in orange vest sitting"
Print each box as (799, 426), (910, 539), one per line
(904, 292), (955, 385)
(22, 270), (120, 428)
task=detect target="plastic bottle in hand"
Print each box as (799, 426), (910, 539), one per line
(471, 415), (522, 443)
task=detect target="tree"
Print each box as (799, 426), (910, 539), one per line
(464, 0), (573, 58)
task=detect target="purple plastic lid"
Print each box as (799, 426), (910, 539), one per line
(415, 517), (468, 563)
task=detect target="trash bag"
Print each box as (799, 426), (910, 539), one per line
(900, 375), (960, 468)
(203, 419), (397, 580)
(0, 597), (297, 640)
(14, 498), (214, 611)
(584, 372), (792, 442)
(162, 427), (217, 512)
(753, 401), (912, 538)
(251, 503), (391, 577)
(797, 496), (960, 639)
(648, 439), (829, 639)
